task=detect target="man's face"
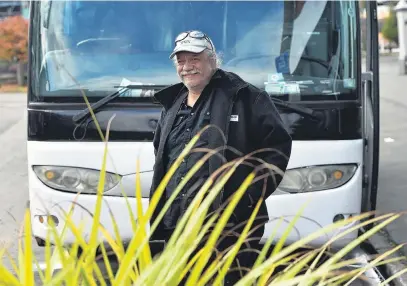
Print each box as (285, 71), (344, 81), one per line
(175, 51), (215, 91)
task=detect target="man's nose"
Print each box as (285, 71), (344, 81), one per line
(182, 60), (193, 70)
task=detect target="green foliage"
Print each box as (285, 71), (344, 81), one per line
(382, 11), (398, 45)
(0, 123), (405, 285)
(1, 77), (406, 285)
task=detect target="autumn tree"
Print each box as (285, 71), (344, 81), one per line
(0, 15), (29, 85)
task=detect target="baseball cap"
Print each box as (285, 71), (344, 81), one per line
(169, 30), (215, 59)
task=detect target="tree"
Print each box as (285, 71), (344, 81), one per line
(382, 10), (398, 48)
(0, 15), (29, 85)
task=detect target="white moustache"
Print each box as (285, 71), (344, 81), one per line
(181, 70), (200, 76)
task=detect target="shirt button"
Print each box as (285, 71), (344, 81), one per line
(191, 112), (194, 115)
(186, 128), (190, 132)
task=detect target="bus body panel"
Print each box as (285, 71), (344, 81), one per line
(28, 139), (362, 248)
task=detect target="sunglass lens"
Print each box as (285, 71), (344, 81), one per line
(190, 31), (205, 38)
(175, 32), (188, 42)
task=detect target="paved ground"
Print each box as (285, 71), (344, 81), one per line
(375, 56), (407, 250)
(0, 93), (45, 280)
(0, 93), (28, 246)
(0, 55), (406, 283)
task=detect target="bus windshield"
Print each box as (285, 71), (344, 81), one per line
(31, 1), (358, 100)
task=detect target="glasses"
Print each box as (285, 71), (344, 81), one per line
(175, 30), (214, 51)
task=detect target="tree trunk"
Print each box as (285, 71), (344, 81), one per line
(16, 61), (25, 86)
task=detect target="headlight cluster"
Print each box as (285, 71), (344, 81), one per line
(33, 166), (121, 194)
(278, 164), (357, 193)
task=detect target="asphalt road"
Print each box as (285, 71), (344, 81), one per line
(0, 55), (406, 283)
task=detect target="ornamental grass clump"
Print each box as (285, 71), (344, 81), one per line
(1, 88), (406, 285)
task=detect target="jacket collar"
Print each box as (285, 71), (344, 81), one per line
(154, 68), (249, 110)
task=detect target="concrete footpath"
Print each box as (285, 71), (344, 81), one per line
(365, 55), (407, 285)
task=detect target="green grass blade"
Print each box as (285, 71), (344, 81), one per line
(135, 159), (152, 270)
(87, 114), (115, 280)
(211, 197), (263, 285)
(146, 144), (218, 249)
(113, 134), (209, 283)
(93, 259), (107, 286)
(137, 211), (220, 286)
(187, 171), (256, 286)
(317, 268), (366, 286)
(253, 217), (284, 269)
(69, 242), (81, 286)
(48, 221), (71, 281)
(44, 225), (52, 283)
(143, 134), (200, 223)
(257, 202), (309, 285)
(273, 251), (318, 283)
(0, 264), (21, 286)
(298, 245), (331, 286)
(43, 263), (76, 286)
(317, 214), (402, 272)
(379, 264), (407, 285)
(32, 254), (45, 283)
(270, 202), (308, 256)
(120, 183), (138, 234)
(107, 204), (126, 259)
(17, 219), (24, 284)
(343, 243), (406, 286)
(317, 257), (406, 286)
(234, 212), (393, 285)
(59, 67), (105, 142)
(170, 211), (223, 284)
(5, 249), (19, 279)
(98, 242), (115, 285)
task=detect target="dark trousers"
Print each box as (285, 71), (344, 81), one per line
(149, 226), (267, 285)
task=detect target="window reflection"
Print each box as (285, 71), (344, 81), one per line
(35, 1), (357, 98)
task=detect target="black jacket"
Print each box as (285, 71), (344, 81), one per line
(150, 69), (292, 238)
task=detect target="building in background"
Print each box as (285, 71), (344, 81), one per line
(0, 1), (29, 20)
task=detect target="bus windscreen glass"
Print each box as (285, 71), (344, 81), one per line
(31, 1), (358, 100)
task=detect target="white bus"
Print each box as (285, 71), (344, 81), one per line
(27, 0), (379, 250)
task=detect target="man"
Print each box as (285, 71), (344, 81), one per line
(149, 30), (292, 283)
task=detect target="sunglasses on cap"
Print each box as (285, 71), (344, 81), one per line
(175, 30), (214, 51)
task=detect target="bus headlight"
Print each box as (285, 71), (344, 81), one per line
(278, 164), (357, 193)
(33, 166), (121, 194)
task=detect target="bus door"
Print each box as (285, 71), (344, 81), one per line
(361, 1), (380, 222)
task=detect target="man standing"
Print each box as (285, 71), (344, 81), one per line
(150, 30), (292, 283)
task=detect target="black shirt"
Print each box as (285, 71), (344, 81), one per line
(162, 88), (212, 230)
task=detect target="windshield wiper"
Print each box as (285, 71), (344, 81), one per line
(73, 84), (321, 125)
(271, 97), (320, 121)
(72, 84), (168, 124)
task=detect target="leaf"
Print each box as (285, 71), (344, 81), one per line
(187, 171), (256, 286)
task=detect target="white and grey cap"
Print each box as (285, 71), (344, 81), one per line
(169, 30), (215, 59)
